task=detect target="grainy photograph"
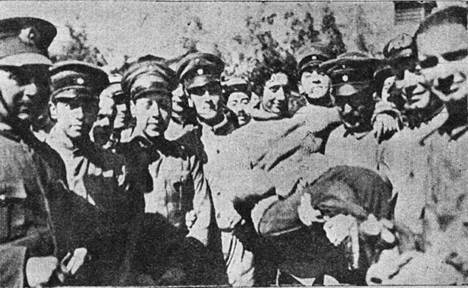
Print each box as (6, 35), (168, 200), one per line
(1, 0), (468, 286)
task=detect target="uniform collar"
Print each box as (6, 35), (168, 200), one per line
(200, 112), (236, 136)
(0, 123), (21, 142)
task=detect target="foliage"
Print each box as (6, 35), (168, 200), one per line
(51, 22), (107, 66)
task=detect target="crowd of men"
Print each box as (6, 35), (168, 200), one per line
(2, 5), (468, 287)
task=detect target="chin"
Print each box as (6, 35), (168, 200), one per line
(67, 132), (84, 140)
(200, 112), (218, 121)
(238, 118), (250, 126)
(16, 113), (31, 124)
(144, 129), (163, 139)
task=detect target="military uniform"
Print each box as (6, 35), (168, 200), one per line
(121, 56), (218, 285)
(46, 61), (140, 285)
(377, 108), (448, 234)
(322, 52), (382, 172)
(177, 53), (262, 286)
(0, 17), (62, 288)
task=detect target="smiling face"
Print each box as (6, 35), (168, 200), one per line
(262, 72), (290, 117)
(301, 69), (331, 101)
(416, 23), (468, 103)
(0, 65), (50, 126)
(132, 92), (172, 139)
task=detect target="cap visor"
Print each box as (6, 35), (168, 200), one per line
(0, 53), (52, 66)
(187, 75), (219, 89)
(53, 87), (97, 100)
(301, 61), (322, 72)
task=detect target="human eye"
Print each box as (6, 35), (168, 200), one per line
(443, 48), (468, 62)
(269, 86), (280, 93)
(188, 87), (204, 96)
(418, 55), (438, 69)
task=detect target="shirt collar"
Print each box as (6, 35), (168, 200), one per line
(200, 113), (236, 136)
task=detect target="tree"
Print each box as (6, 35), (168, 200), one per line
(51, 21), (107, 66)
(321, 6), (346, 57)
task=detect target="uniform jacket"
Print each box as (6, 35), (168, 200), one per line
(121, 134), (212, 246)
(0, 130), (58, 288)
(325, 125), (380, 172)
(46, 127), (141, 285)
(377, 108), (448, 233)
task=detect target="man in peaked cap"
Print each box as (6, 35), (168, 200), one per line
(177, 52), (237, 136)
(46, 60), (141, 285)
(177, 52), (271, 286)
(93, 73), (133, 150)
(296, 42), (335, 107)
(0, 17), (78, 288)
(224, 77), (252, 127)
(373, 33), (448, 251)
(371, 6), (468, 284)
(120, 55), (219, 285)
(322, 52), (384, 171)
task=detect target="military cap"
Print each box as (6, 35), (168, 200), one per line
(0, 17), (56, 66)
(176, 52), (224, 90)
(121, 54), (177, 101)
(50, 60), (109, 100)
(321, 52), (379, 97)
(100, 73), (129, 104)
(296, 42), (334, 73)
(222, 77), (250, 96)
(383, 33), (415, 60)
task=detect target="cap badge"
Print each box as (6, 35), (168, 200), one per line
(18, 27), (39, 46)
(311, 55), (317, 60)
(342, 75), (349, 82)
(76, 77), (85, 85)
(197, 68), (204, 75)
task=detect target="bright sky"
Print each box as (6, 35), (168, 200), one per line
(1, 1), (272, 60)
(2, 1), (458, 65)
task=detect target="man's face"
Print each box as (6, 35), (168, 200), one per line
(227, 91), (251, 126)
(262, 72), (290, 117)
(187, 81), (222, 122)
(333, 88), (374, 131)
(132, 92), (172, 139)
(172, 84), (189, 114)
(301, 69), (331, 100)
(400, 71), (432, 111)
(114, 102), (130, 130)
(52, 94), (99, 140)
(0, 65), (50, 126)
(417, 23), (468, 103)
(93, 96), (115, 144)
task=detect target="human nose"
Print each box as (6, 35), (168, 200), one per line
(201, 90), (213, 101)
(73, 106), (85, 120)
(23, 81), (39, 99)
(149, 101), (161, 117)
(275, 88), (286, 101)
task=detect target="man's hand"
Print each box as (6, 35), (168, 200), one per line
(323, 214), (357, 246)
(216, 202), (244, 231)
(298, 193), (329, 226)
(26, 256), (58, 287)
(63, 248), (88, 276)
(373, 113), (400, 143)
(185, 210), (197, 229)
